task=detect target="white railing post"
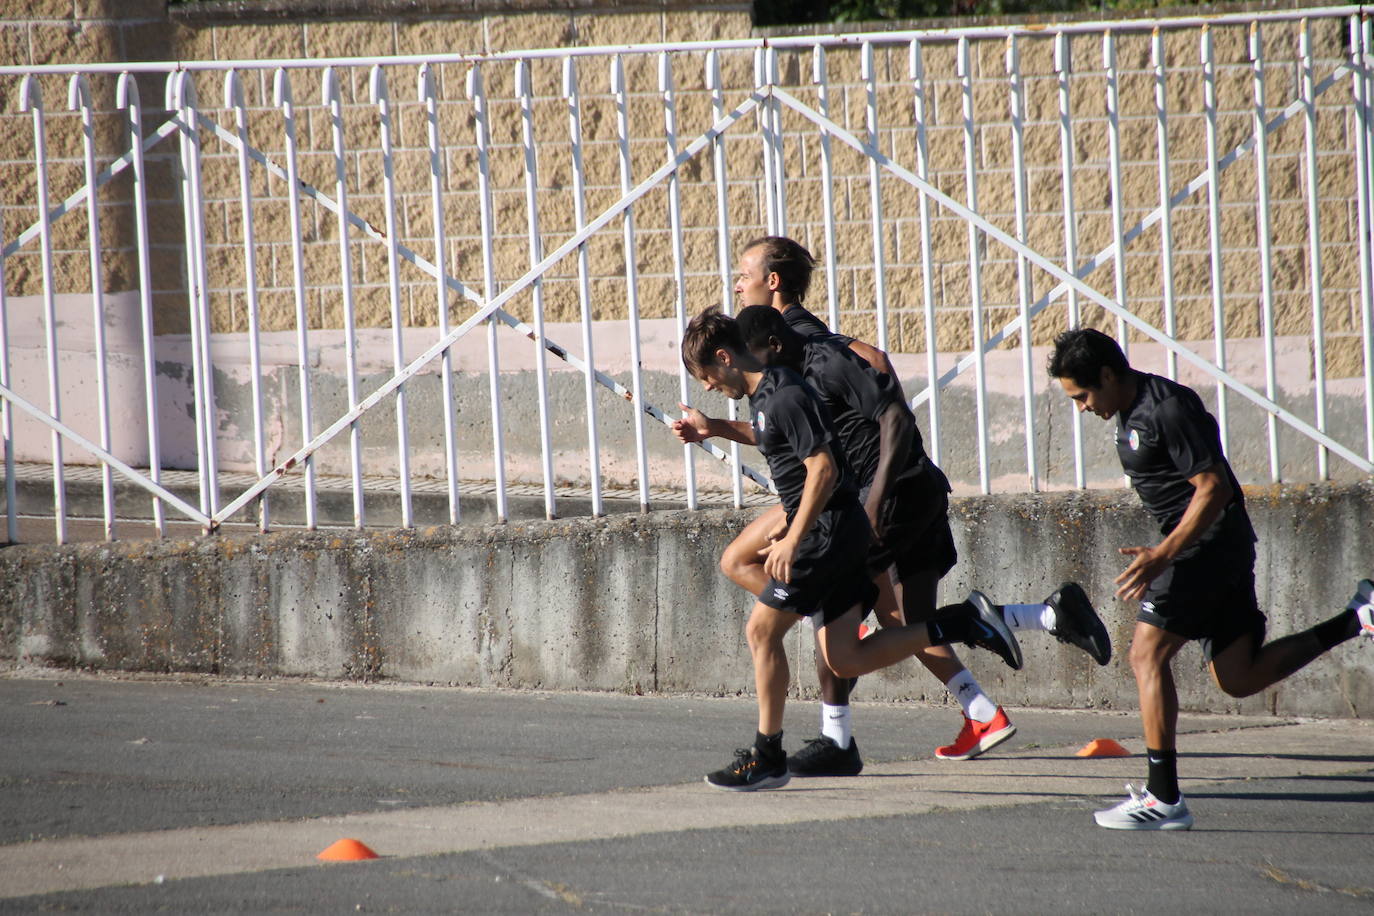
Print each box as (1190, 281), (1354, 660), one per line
(418, 63), (462, 524)
(322, 67), (367, 529)
(1006, 36), (1038, 493)
(813, 47), (841, 332)
(0, 221), (13, 544)
(754, 49), (779, 236)
(1055, 33), (1085, 488)
(612, 54), (651, 513)
(958, 38), (991, 494)
(1103, 32), (1130, 357)
(1356, 15), (1374, 463)
(862, 41), (889, 353)
(515, 59), (557, 520)
(1152, 29), (1179, 381)
(1250, 24), (1281, 482)
(68, 74), (115, 539)
(466, 62), (509, 522)
(272, 68), (319, 529)
(20, 76), (66, 544)
(1300, 20), (1329, 480)
(562, 57), (604, 517)
(1201, 27), (1230, 456)
(370, 65), (416, 527)
(170, 72), (221, 530)
(661, 52), (697, 510)
(707, 49), (743, 507)
(224, 70), (268, 532)
(909, 40), (941, 467)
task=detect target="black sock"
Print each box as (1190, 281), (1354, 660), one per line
(925, 602), (980, 645)
(1311, 609), (1358, 652)
(755, 730), (783, 758)
(1146, 747), (1180, 804)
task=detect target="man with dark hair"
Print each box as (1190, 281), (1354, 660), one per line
(1049, 326), (1374, 830)
(719, 237), (1102, 768)
(679, 307), (1024, 791)
(681, 305), (1110, 776)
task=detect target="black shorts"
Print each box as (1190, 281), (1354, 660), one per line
(757, 501), (879, 626)
(862, 462), (957, 585)
(1136, 541), (1266, 661)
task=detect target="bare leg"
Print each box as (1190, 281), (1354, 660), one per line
(721, 505), (783, 597)
(1129, 621), (1188, 751)
(1210, 627), (1339, 698)
(745, 601), (799, 735)
(816, 605), (933, 678)
(896, 568), (969, 683)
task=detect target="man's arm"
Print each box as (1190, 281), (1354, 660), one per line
(672, 403), (756, 446)
(761, 446), (837, 584)
(864, 401), (914, 535)
(1114, 464), (1231, 600)
(846, 339), (905, 398)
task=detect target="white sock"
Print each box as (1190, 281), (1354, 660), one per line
(1003, 602), (1057, 632)
(945, 670), (997, 723)
(821, 703), (852, 749)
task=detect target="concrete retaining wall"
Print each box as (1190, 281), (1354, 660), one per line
(4, 482), (1372, 718)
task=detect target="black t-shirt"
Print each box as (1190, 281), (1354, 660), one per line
(1116, 372), (1256, 553)
(799, 336), (925, 488)
(748, 365), (858, 517)
(782, 304), (855, 347)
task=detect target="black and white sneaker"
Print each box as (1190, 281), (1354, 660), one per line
(1046, 582), (1112, 666)
(964, 590), (1024, 671)
(787, 735), (864, 777)
(1351, 578), (1374, 641)
(705, 744), (791, 791)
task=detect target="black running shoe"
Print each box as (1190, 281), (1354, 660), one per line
(1045, 581), (1112, 666)
(705, 744), (791, 791)
(964, 590), (1024, 671)
(786, 735), (864, 777)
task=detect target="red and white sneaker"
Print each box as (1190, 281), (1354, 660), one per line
(934, 707), (1016, 760)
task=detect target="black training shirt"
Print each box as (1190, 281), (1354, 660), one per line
(1116, 372), (1256, 551)
(748, 365), (858, 517)
(799, 336), (924, 488)
(782, 305), (855, 347)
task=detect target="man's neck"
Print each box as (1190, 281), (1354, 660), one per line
(743, 368), (765, 397)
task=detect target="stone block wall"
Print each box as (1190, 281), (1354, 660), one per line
(0, 2), (1368, 380)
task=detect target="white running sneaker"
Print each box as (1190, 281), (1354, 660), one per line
(1350, 579), (1374, 640)
(1093, 783), (1194, 831)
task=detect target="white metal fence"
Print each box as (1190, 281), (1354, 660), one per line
(1, 7), (1372, 542)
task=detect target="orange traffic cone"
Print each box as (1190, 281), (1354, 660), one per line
(317, 838), (380, 861)
(1075, 738), (1131, 758)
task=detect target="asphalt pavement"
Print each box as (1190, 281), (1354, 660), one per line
(1, 671), (1371, 913)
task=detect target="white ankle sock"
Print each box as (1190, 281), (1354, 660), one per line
(945, 670), (997, 723)
(1003, 602), (1057, 632)
(821, 703), (852, 748)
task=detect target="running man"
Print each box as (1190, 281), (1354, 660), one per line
(679, 304), (1110, 776)
(723, 236), (1110, 768)
(1049, 327), (1374, 830)
(681, 307), (1024, 791)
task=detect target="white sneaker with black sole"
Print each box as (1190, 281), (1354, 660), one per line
(1093, 783), (1193, 831)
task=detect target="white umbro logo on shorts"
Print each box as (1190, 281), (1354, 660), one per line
(1141, 601), (1155, 613)
(773, 587), (789, 601)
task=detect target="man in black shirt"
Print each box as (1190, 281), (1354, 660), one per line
(719, 237), (1108, 769)
(680, 307), (1024, 791)
(1049, 327), (1374, 830)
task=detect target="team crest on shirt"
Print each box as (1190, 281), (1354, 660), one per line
(1126, 428), (1140, 451)
(755, 411), (767, 432)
